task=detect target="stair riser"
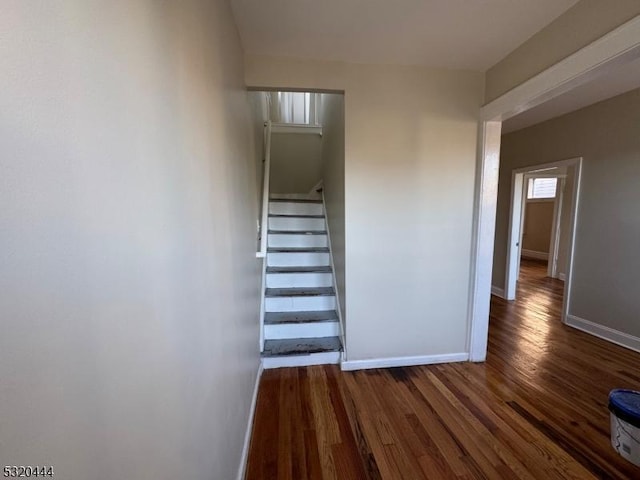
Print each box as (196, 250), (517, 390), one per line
(268, 233), (328, 248)
(264, 321), (340, 340)
(266, 272), (333, 288)
(269, 217), (325, 231)
(262, 351), (340, 369)
(270, 193), (321, 201)
(269, 202), (323, 216)
(265, 295), (336, 312)
(267, 252), (330, 267)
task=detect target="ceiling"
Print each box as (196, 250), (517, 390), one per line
(230, 0), (578, 71)
(502, 55), (640, 133)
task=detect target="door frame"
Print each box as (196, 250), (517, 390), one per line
(505, 166), (571, 300)
(467, 15), (640, 362)
(504, 160), (581, 323)
(548, 175), (566, 280)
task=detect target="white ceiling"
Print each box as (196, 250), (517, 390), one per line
(502, 56), (640, 133)
(230, 0), (578, 71)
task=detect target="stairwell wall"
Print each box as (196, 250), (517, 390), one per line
(320, 94), (347, 340)
(1, 1), (260, 479)
(245, 55), (484, 361)
(270, 132), (323, 193)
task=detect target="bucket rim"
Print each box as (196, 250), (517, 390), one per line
(609, 389), (640, 429)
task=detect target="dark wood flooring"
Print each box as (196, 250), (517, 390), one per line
(246, 259), (640, 479)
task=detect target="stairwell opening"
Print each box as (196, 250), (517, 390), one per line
(249, 90), (345, 368)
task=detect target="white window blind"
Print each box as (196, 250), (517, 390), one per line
(527, 177), (557, 199)
(267, 92), (320, 125)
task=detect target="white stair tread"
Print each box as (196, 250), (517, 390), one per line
(262, 336), (342, 357)
(265, 287), (334, 297)
(267, 247), (329, 253)
(267, 266), (332, 274)
(265, 310), (338, 325)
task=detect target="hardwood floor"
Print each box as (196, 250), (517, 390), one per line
(246, 259), (640, 479)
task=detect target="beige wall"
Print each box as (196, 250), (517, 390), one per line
(493, 88), (640, 337)
(248, 92), (266, 210)
(246, 55), (484, 360)
(270, 132), (323, 193)
(522, 201), (554, 254)
(320, 94), (346, 335)
(0, 1), (260, 478)
(485, 1), (640, 102)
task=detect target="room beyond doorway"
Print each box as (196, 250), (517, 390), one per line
(502, 157), (581, 323)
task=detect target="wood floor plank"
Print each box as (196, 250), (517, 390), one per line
(246, 370), (280, 479)
(277, 368), (294, 480)
(246, 260), (640, 479)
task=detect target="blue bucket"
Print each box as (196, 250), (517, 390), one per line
(609, 389), (640, 466)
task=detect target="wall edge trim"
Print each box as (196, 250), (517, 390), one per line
(521, 249), (549, 260)
(491, 286), (506, 298)
(566, 315), (640, 354)
(340, 352), (469, 371)
(236, 361), (264, 480)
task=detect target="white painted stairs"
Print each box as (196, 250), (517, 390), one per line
(261, 194), (342, 368)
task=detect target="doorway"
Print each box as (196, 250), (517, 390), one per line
(504, 158), (581, 324)
(468, 17), (640, 362)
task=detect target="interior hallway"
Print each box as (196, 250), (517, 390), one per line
(246, 260), (640, 479)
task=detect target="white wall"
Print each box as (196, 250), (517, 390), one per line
(320, 94), (346, 336)
(246, 55), (484, 361)
(248, 91), (267, 208)
(270, 132), (323, 193)
(0, 1), (260, 479)
(493, 88), (640, 337)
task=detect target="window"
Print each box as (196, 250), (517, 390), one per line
(266, 92), (320, 125)
(527, 177), (557, 199)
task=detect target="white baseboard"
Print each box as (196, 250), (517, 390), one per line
(491, 285), (505, 298)
(236, 362), (264, 480)
(521, 249), (549, 260)
(566, 315), (640, 354)
(558, 273), (566, 281)
(340, 352), (469, 371)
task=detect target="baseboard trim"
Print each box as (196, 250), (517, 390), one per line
(236, 362), (264, 480)
(558, 273), (566, 281)
(521, 249), (549, 260)
(340, 352), (469, 371)
(566, 315), (640, 354)
(491, 285), (505, 298)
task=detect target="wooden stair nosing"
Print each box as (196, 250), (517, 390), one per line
(268, 229), (327, 235)
(266, 266), (333, 274)
(269, 198), (323, 204)
(267, 247), (329, 253)
(265, 287), (335, 298)
(264, 310), (339, 325)
(268, 214), (325, 219)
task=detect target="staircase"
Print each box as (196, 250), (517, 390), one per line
(261, 194), (343, 368)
